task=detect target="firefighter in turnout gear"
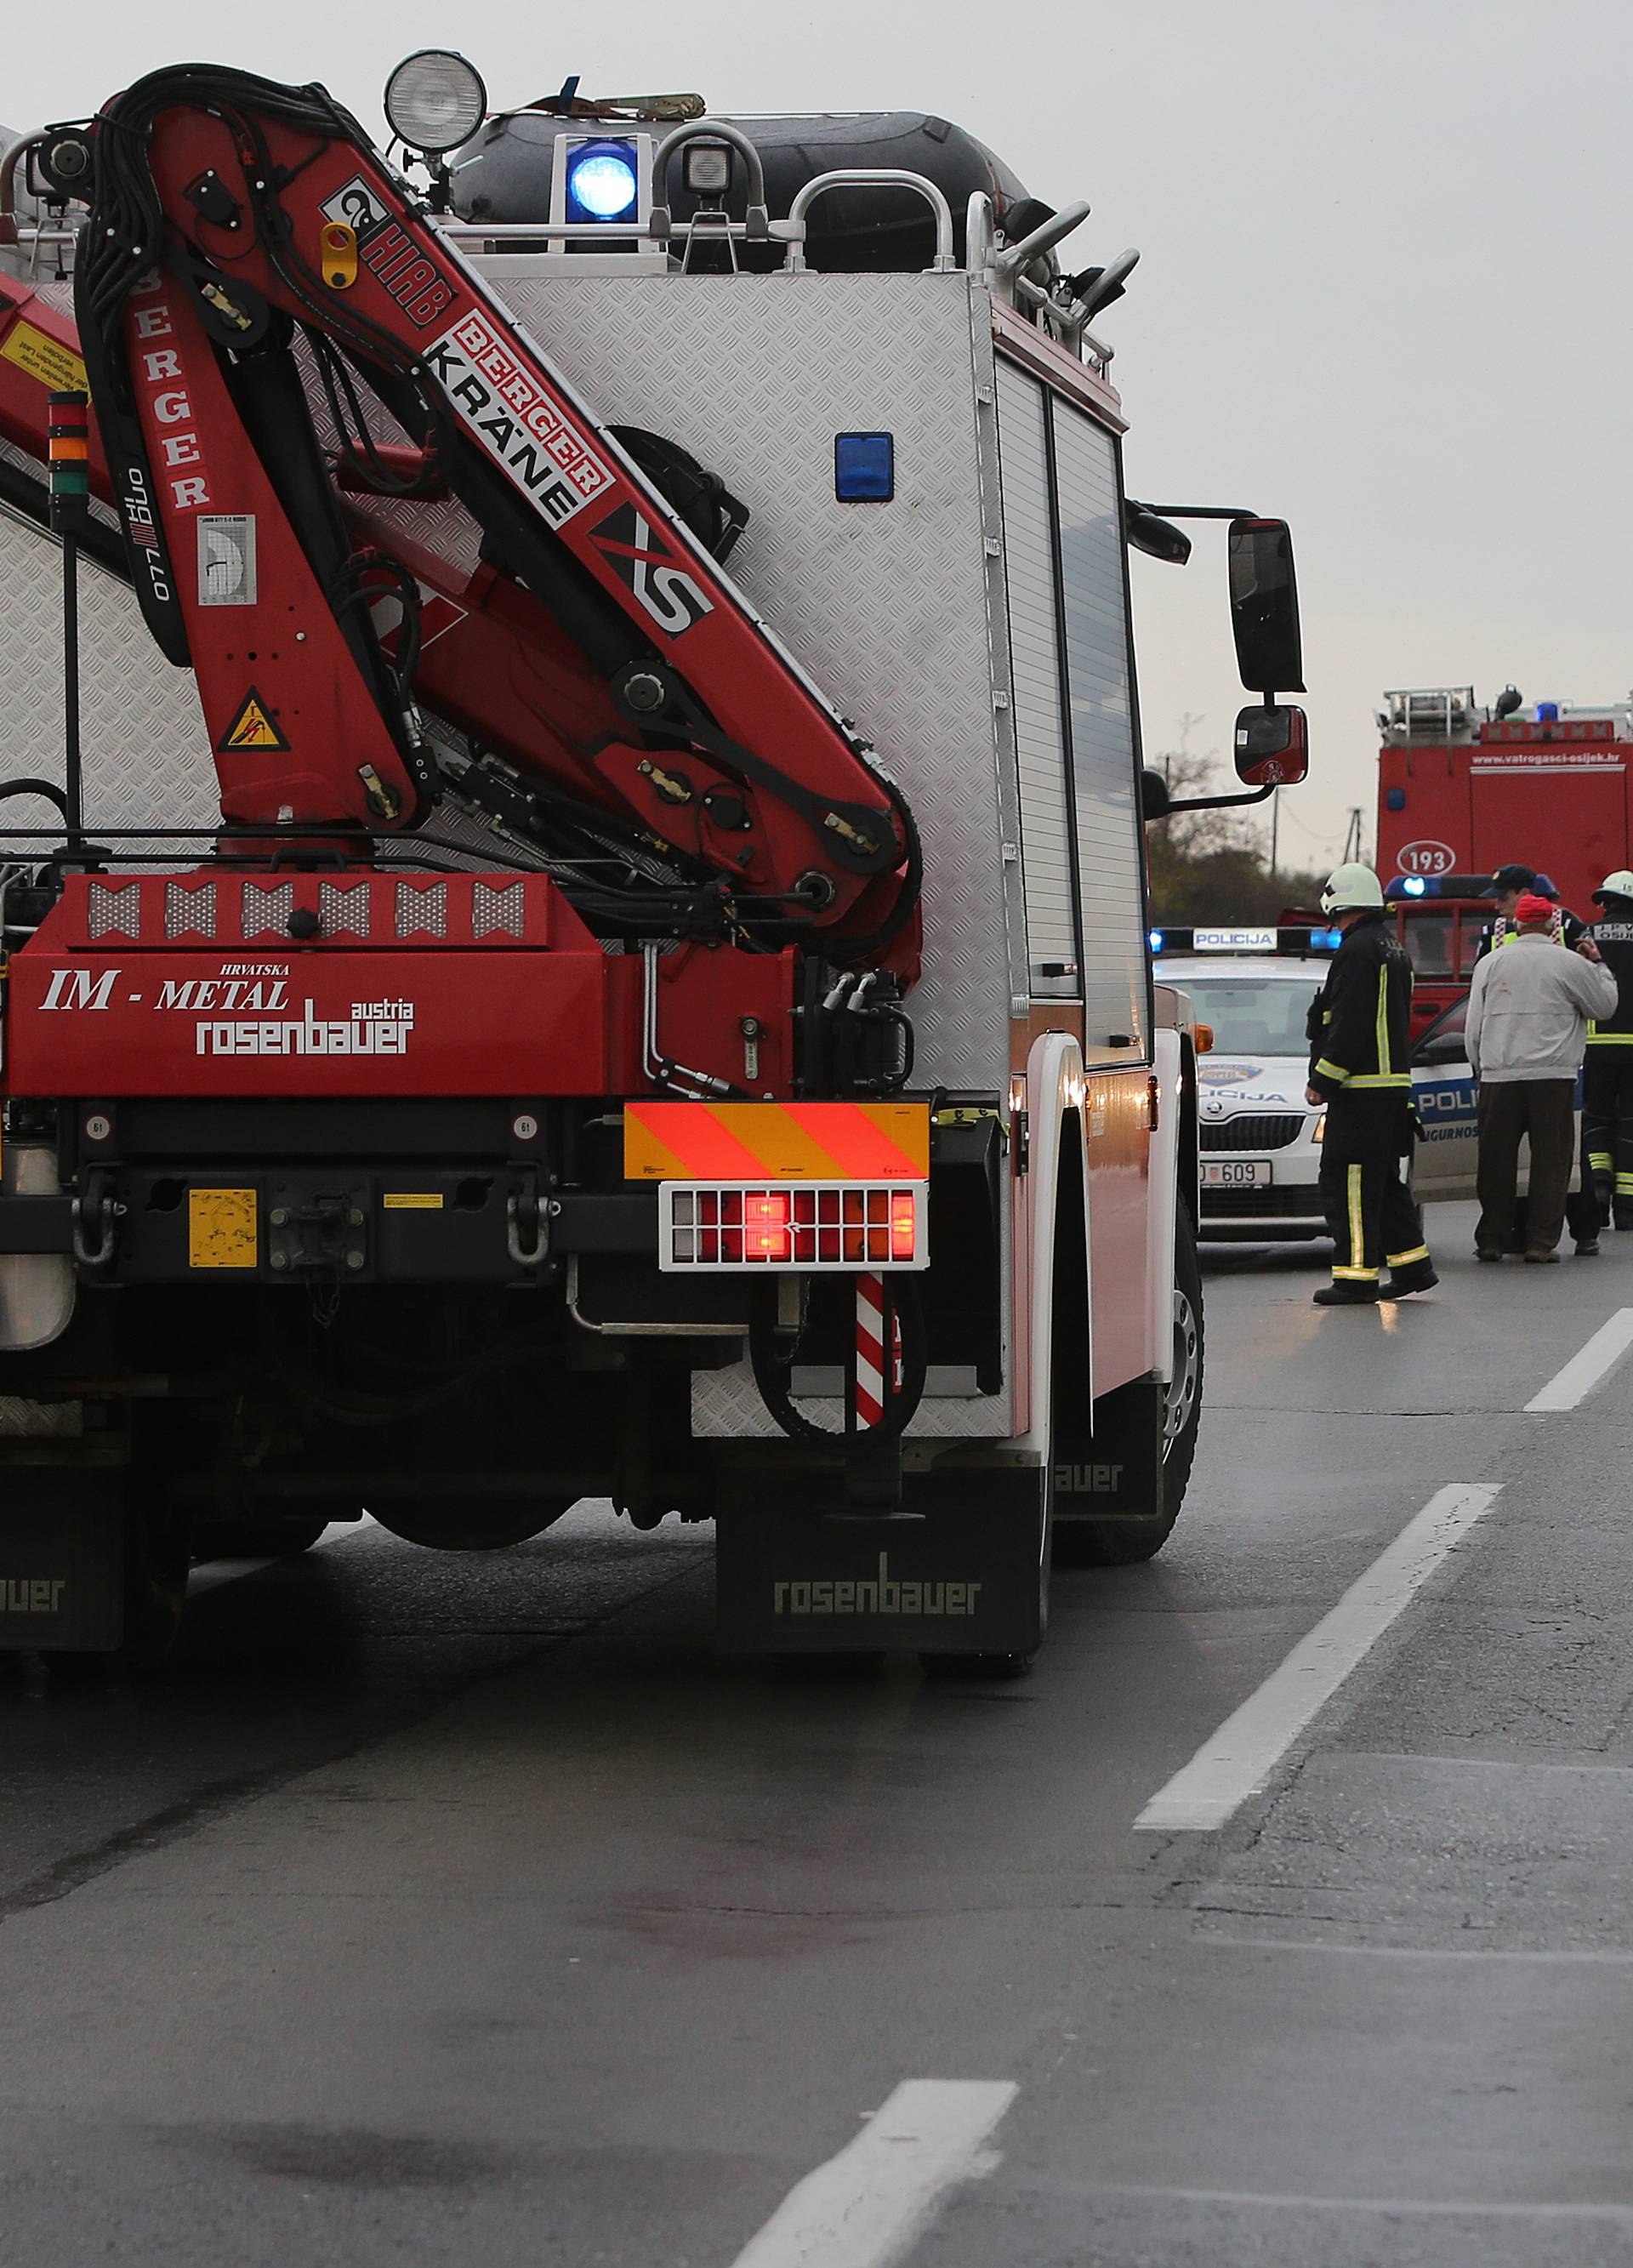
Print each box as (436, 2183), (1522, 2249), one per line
(1583, 871), (1633, 1231)
(1306, 864), (1437, 1305)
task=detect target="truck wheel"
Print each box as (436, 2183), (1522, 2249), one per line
(370, 1498), (576, 1550)
(1052, 1206), (1203, 1568)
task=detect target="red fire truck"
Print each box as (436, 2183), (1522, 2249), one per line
(0, 55), (1306, 1665)
(1374, 685), (1633, 1032)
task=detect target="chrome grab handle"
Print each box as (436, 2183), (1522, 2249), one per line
(781, 170), (956, 274)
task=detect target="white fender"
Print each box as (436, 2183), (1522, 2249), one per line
(1146, 1025), (1186, 1383)
(1014, 1029), (1093, 1456)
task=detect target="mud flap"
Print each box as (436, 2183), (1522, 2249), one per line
(715, 1460), (1048, 1655)
(1051, 1371), (1164, 1535)
(0, 1467), (125, 1650)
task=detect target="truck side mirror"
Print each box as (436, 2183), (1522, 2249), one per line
(1228, 518), (1305, 696)
(1232, 704), (1309, 787)
(1140, 766), (1172, 821)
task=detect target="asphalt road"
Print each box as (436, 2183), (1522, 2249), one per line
(5, 1200), (1633, 2266)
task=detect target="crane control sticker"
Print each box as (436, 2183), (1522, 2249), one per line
(216, 688), (289, 753)
(0, 318), (88, 395)
(197, 516), (257, 607)
(424, 311), (612, 527)
(587, 503), (714, 637)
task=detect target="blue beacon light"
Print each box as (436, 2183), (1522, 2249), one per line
(565, 140), (640, 224)
(1148, 928), (1164, 953)
(1402, 875), (1426, 896)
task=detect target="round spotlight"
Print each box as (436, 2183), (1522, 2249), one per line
(566, 140), (640, 223)
(384, 49), (487, 157)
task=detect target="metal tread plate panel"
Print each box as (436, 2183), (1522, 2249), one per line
(691, 1353), (1008, 1440)
(495, 271), (1012, 1092)
(0, 453), (221, 840)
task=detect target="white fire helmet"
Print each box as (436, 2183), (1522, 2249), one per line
(1593, 871), (1633, 904)
(1319, 863), (1385, 916)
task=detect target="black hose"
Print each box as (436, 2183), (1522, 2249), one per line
(748, 1276), (927, 1445)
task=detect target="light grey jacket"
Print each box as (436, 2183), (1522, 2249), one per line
(1464, 934), (1619, 1083)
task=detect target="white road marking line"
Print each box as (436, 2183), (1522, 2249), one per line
(725, 2079), (1016, 2268)
(1135, 1483), (1501, 1834)
(1525, 1308), (1633, 1411)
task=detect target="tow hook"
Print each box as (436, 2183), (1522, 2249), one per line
(507, 1171), (549, 1268)
(72, 1169), (123, 1271)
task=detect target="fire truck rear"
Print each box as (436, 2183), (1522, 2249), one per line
(0, 55), (1307, 1664)
(1377, 685), (1633, 1029)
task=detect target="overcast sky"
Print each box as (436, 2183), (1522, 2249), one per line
(9, 0), (1630, 872)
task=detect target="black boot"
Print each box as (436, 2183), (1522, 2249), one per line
(1385, 1258), (1438, 1296)
(1312, 1279), (1380, 1307)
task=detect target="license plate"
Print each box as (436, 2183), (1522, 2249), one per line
(1202, 1160), (1271, 1188)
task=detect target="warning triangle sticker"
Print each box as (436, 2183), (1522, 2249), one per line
(216, 687), (289, 754)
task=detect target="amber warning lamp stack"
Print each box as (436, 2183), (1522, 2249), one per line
(47, 389), (92, 859)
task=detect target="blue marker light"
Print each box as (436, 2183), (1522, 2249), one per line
(834, 432), (895, 501)
(565, 140), (640, 225)
(1148, 928), (1164, 953)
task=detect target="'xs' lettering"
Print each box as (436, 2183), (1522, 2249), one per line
(587, 503), (714, 638)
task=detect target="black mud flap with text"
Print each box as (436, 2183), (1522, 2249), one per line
(0, 1469), (124, 1650)
(715, 1462), (1048, 1655)
(1052, 1371), (1164, 1533)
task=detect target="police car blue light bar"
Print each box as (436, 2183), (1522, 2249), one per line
(1152, 926), (1341, 956)
(1383, 873), (1495, 902)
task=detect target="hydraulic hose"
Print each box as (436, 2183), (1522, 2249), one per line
(749, 1275), (927, 1446)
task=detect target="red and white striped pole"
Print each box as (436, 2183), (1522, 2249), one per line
(852, 1274), (903, 1431)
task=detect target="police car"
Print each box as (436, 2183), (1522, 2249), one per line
(1155, 926), (1479, 1240)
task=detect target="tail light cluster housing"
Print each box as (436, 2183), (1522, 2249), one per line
(657, 1182), (928, 1271)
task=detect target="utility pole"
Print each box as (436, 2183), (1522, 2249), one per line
(1343, 806), (1365, 865)
(1168, 710), (1206, 793)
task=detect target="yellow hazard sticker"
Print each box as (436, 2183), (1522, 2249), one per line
(382, 1193), (444, 1210)
(217, 687), (289, 753)
(0, 319), (88, 396)
(188, 1188), (258, 1268)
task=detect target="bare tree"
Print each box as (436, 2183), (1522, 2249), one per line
(1146, 737), (1322, 923)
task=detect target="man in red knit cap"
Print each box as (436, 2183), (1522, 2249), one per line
(1465, 892), (1618, 1261)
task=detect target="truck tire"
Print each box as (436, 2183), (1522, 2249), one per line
(370, 1497), (577, 1550)
(1052, 1206), (1203, 1568)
